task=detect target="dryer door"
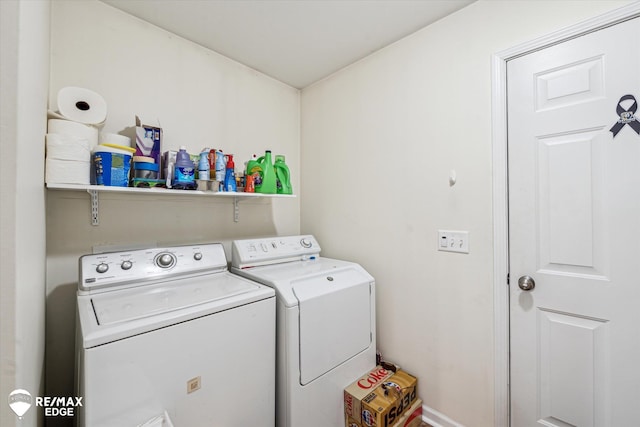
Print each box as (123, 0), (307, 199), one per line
(292, 267), (372, 385)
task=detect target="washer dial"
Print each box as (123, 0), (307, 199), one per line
(155, 252), (176, 269)
(96, 263), (109, 274)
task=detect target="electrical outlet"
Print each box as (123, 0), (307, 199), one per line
(187, 376), (201, 394)
(437, 230), (469, 254)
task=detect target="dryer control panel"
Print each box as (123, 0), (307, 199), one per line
(79, 243), (227, 293)
(232, 235), (321, 269)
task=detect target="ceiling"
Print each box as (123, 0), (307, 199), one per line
(101, 0), (475, 89)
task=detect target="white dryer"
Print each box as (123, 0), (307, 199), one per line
(76, 243), (275, 427)
(231, 235), (376, 427)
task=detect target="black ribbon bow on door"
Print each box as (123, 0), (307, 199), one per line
(610, 94), (640, 137)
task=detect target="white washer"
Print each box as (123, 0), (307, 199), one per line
(76, 243), (275, 427)
(231, 235), (376, 427)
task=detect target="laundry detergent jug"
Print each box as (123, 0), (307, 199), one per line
(255, 150), (276, 194)
(173, 146), (196, 189)
(274, 155), (292, 195)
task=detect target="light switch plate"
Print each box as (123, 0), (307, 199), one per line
(438, 230), (469, 253)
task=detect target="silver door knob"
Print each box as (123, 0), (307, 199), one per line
(518, 275), (535, 291)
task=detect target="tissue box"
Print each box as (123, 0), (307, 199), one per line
(135, 115), (162, 166)
(344, 366), (395, 426)
(346, 369), (418, 427)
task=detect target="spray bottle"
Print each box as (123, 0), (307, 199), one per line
(224, 154), (237, 192)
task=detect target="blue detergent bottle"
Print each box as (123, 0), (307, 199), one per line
(174, 146), (196, 189)
(215, 149), (225, 185)
(198, 150), (210, 181)
(223, 154), (237, 192)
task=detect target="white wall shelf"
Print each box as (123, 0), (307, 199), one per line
(46, 183), (295, 225)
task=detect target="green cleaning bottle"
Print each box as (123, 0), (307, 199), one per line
(274, 155), (292, 195)
(255, 150), (276, 194)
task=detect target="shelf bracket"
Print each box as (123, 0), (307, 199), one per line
(88, 190), (99, 226)
(233, 197), (240, 222)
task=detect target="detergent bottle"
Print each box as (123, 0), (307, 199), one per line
(173, 146), (195, 189)
(214, 149), (225, 189)
(208, 149), (216, 175)
(223, 154), (237, 192)
(198, 149), (210, 181)
(244, 154), (260, 193)
(274, 155), (292, 195)
(255, 150), (276, 194)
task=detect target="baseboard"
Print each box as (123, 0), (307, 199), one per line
(422, 403), (464, 427)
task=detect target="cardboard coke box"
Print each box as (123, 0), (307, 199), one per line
(358, 370), (418, 427)
(344, 366), (395, 426)
(345, 369), (418, 427)
(392, 398), (422, 427)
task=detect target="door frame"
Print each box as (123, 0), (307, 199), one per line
(491, 3), (640, 426)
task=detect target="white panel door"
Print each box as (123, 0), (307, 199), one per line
(507, 17), (640, 427)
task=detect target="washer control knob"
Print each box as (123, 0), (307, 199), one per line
(300, 238), (312, 248)
(194, 252), (203, 261)
(96, 263), (109, 274)
(121, 260), (133, 270)
(156, 253), (175, 268)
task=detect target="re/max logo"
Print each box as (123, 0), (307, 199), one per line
(35, 397), (83, 407)
(35, 396), (83, 417)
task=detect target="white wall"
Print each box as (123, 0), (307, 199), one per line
(0, 0), (50, 426)
(300, 1), (631, 425)
(46, 0), (300, 416)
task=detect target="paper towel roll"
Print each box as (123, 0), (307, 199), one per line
(48, 119), (99, 149)
(46, 134), (91, 162)
(100, 132), (131, 147)
(57, 86), (107, 125)
(45, 158), (90, 185)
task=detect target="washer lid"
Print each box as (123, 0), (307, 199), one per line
(233, 257), (371, 308)
(293, 267), (373, 385)
(92, 273), (260, 325)
(78, 272), (274, 348)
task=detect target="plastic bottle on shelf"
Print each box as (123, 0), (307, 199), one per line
(255, 150), (276, 194)
(223, 154), (237, 192)
(274, 155), (292, 195)
(198, 149), (210, 181)
(245, 154), (259, 193)
(215, 149), (225, 189)
(208, 149), (216, 175)
(173, 146), (195, 189)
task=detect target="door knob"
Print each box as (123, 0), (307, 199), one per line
(518, 275), (535, 291)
